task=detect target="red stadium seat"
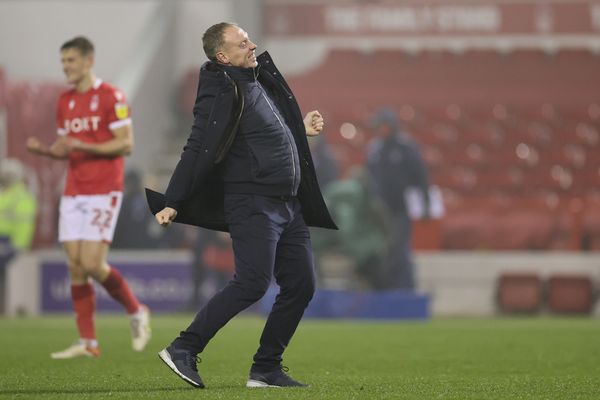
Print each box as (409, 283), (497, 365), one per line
(547, 275), (594, 314)
(412, 219), (441, 250)
(497, 273), (543, 314)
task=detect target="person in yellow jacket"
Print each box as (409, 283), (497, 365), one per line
(0, 158), (37, 313)
(0, 159), (37, 249)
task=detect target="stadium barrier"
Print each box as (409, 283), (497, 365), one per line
(260, 286), (430, 320)
(40, 260), (194, 313)
(5, 250), (600, 317)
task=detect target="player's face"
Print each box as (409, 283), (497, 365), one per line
(217, 26), (257, 68)
(61, 48), (93, 85)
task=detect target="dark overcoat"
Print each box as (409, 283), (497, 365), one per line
(146, 51), (337, 232)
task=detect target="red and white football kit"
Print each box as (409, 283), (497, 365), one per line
(48, 80), (150, 359)
(56, 78), (130, 243)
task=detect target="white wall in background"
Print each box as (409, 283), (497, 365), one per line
(0, 0), (261, 81)
(0, 0), (159, 82)
(174, 0), (233, 78)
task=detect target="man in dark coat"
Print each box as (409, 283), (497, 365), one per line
(148, 22), (336, 389)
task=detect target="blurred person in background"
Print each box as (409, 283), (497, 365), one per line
(312, 166), (391, 289)
(25, 36), (150, 359)
(367, 108), (431, 290)
(150, 22), (336, 389)
(113, 169), (186, 249)
(112, 169), (157, 248)
(188, 230), (234, 310)
(0, 158), (37, 314)
(308, 135), (339, 190)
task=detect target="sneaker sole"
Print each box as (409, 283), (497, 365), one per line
(50, 346), (100, 359)
(246, 379), (281, 388)
(158, 349), (205, 389)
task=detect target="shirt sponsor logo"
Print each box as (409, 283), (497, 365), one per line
(64, 116), (102, 134)
(115, 103), (129, 120)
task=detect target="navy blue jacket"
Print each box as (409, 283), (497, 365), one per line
(219, 64), (301, 197)
(367, 132), (430, 216)
(146, 51), (337, 232)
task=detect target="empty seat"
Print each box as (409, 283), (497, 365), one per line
(547, 274), (594, 314)
(497, 273), (543, 314)
(412, 219), (441, 250)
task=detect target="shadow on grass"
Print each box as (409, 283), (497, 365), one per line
(0, 384), (243, 395)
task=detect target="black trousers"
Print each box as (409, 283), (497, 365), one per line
(384, 212), (416, 290)
(173, 193), (315, 371)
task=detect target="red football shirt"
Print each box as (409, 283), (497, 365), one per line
(56, 78), (131, 195)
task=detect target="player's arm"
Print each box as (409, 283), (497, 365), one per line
(26, 136), (69, 159)
(65, 123), (133, 156)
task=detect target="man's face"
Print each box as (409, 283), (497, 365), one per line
(61, 48), (93, 85)
(217, 26), (257, 68)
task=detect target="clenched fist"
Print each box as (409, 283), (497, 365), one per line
(304, 110), (324, 136)
(155, 207), (178, 226)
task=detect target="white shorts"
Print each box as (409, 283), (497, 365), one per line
(58, 192), (123, 243)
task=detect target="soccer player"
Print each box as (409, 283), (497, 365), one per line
(26, 36), (151, 359)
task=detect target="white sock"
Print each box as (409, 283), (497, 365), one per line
(80, 338), (98, 348)
(131, 307), (146, 319)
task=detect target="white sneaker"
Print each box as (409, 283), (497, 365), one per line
(130, 305), (151, 351)
(51, 342), (100, 359)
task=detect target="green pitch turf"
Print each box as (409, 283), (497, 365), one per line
(1, 315), (599, 399)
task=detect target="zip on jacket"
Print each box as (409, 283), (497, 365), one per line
(218, 64), (301, 197)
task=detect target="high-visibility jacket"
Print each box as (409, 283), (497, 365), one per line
(0, 182), (37, 250)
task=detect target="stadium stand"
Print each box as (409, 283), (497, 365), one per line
(3, 72), (65, 247)
(279, 48), (600, 251)
(6, 48), (600, 250)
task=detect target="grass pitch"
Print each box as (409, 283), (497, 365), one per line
(0, 315), (599, 399)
